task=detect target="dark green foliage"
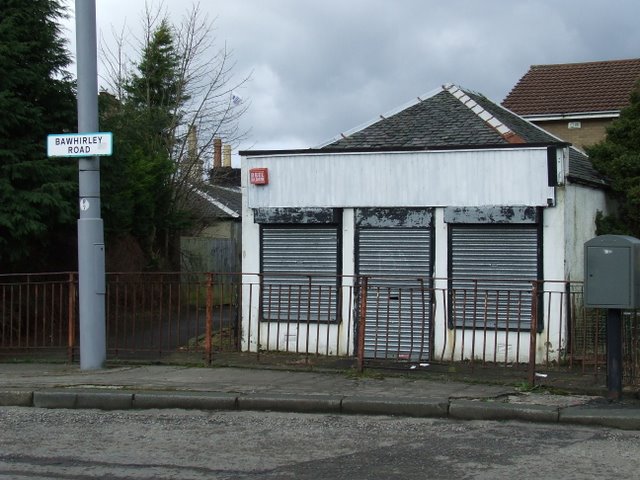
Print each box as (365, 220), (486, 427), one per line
(0, 0), (77, 271)
(588, 81), (640, 238)
(125, 20), (186, 111)
(100, 7), (248, 270)
(100, 19), (189, 268)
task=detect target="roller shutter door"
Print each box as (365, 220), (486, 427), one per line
(357, 228), (432, 361)
(449, 225), (539, 329)
(261, 226), (339, 322)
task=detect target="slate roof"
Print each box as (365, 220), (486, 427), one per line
(191, 183), (242, 219)
(325, 90), (505, 148)
(323, 84), (564, 149)
(502, 59), (640, 116)
(567, 148), (604, 186)
(320, 84), (605, 187)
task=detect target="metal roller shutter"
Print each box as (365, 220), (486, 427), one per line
(358, 228), (432, 361)
(261, 226), (339, 322)
(450, 225), (539, 329)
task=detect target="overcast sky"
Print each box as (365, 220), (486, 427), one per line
(61, 0), (640, 155)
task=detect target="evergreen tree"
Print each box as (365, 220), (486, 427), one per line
(100, 5), (248, 269)
(588, 82), (640, 238)
(100, 19), (185, 267)
(0, 0), (77, 271)
(125, 19), (185, 113)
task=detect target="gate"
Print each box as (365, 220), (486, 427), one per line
(356, 208), (433, 361)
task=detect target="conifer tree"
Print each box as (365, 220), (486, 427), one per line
(0, 0), (77, 271)
(100, 5), (248, 268)
(588, 82), (640, 238)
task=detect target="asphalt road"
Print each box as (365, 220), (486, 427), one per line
(1, 407), (639, 479)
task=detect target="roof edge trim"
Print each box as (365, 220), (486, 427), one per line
(523, 111), (621, 121)
(193, 188), (240, 218)
(240, 142), (569, 157)
(444, 84), (525, 144)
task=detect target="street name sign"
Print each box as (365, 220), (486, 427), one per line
(47, 132), (113, 157)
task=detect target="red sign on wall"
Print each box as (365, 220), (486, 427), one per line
(249, 168), (269, 185)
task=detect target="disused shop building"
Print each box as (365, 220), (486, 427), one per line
(240, 84), (609, 363)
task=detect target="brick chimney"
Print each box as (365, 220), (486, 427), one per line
(213, 138), (222, 168)
(223, 144), (231, 167)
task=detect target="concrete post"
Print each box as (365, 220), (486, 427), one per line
(76, 0), (106, 370)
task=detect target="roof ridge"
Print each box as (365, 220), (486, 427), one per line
(443, 84), (525, 144)
(530, 58), (640, 69)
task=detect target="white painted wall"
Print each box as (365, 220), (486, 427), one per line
(563, 184), (610, 282)
(245, 148), (555, 208)
(240, 175), (356, 354)
(240, 151), (609, 364)
(431, 204), (568, 364)
(240, 167), (261, 351)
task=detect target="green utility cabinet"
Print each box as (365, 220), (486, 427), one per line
(584, 235), (640, 309)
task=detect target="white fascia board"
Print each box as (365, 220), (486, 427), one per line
(524, 111), (620, 122)
(245, 147), (555, 209)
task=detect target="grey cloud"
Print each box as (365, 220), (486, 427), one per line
(63, 0), (640, 150)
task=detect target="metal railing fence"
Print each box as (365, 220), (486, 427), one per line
(1, 272), (638, 386)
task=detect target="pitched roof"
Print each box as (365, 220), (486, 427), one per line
(567, 148), (604, 186)
(502, 58), (640, 116)
(320, 84), (605, 187)
(192, 184), (242, 219)
(322, 84), (566, 149)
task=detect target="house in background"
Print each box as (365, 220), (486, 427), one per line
(181, 176), (241, 274)
(180, 141), (242, 275)
(240, 83), (609, 363)
(503, 58), (640, 151)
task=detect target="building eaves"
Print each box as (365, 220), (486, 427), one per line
(522, 111), (621, 122)
(566, 148), (608, 188)
(240, 143), (568, 157)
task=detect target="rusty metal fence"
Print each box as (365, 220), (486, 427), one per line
(0, 273), (76, 360)
(104, 272), (240, 363)
(1, 272), (639, 386)
(0, 272), (241, 364)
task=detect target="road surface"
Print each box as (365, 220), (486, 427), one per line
(0, 407), (639, 479)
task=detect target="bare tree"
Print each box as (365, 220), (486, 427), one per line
(99, 2), (250, 266)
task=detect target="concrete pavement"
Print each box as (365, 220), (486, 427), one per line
(1, 363), (640, 430)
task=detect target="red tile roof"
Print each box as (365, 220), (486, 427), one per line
(502, 58), (640, 116)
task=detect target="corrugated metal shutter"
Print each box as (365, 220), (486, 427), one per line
(358, 228), (432, 361)
(261, 226), (338, 322)
(450, 225), (538, 329)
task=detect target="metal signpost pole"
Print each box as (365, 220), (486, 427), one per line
(606, 308), (623, 401)
(75, 0), (106, 369)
